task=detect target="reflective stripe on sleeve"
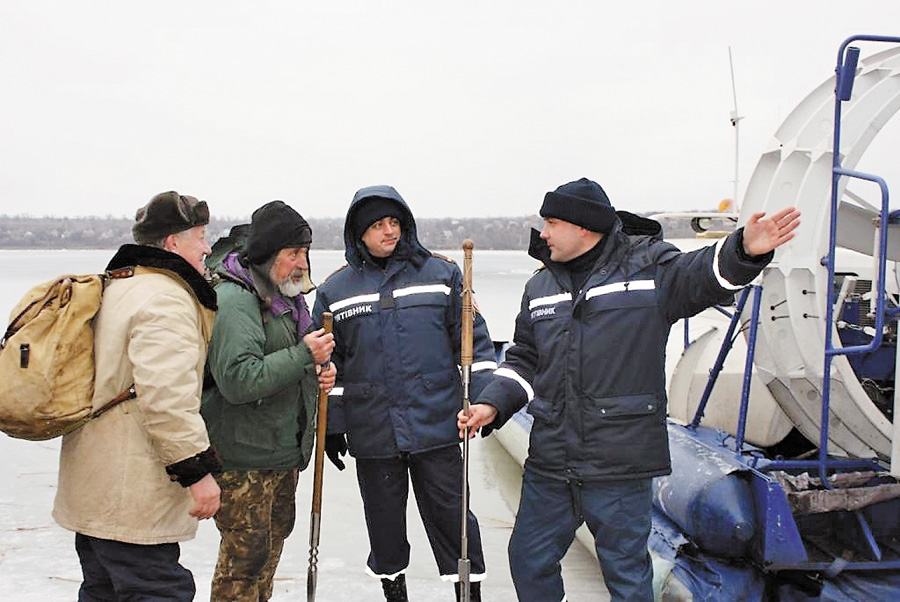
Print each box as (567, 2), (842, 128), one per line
(712, 238), (745, 291)
(471, 361), (498, 372)
(494, 367), (534, 401)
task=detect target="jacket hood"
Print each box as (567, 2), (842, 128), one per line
(617, 210), (663, 239)
(342, 185), (429, 269)
(207, 224), (249, 273)
(107, 244), (217, 310)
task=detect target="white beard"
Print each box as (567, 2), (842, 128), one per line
(277, 277), (304, 298)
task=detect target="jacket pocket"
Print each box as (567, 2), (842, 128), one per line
(341, 382), (376, 427)
(234, 414), (278, 452)
(341, 382), (394, 457)
(395, 289), (453, 347)
(341, 382), (375, 400)
(421, 369), (456, 393)
(583, 393), (666, 468)
(587, 392), (659, 419)
(526, 395), (561, 424)
(409, 368), (461, 432)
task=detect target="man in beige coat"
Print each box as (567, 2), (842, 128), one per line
(53, 191), (223, 601)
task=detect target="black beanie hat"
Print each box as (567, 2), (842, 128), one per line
(133, 191), (210, 244)
(539, 178), (617, 234)
(245, 200), (312, 265)
(351, 197), (405, 239)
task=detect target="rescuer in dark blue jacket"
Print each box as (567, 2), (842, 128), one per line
(312, 185), (496, 602)
(458, 178), (801, 602)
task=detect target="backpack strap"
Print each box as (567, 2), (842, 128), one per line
(88, 267), (138, 421)
(91, 385), (138, 420)
(107, 266), (135, 280)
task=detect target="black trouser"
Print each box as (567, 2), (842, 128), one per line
(75, 532), (195, 601)
(356, 445), (486, 582)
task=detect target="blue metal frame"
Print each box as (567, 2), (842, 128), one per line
(817, 35), (896, 481)
(688, 286), (753, 430)
(680, 35), (900, 576)
(734, 285), (763, 452)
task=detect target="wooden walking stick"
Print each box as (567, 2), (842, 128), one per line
(307, 312), (333, 602)
(458, 240), (475, 602)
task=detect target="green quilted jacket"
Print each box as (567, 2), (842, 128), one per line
(201, 230), (319, 471)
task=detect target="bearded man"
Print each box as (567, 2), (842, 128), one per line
(201, 200), (336, 601)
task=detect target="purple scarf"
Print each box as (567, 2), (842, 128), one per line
(222, 252), (314, 338)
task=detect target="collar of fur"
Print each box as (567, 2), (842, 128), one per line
(106, 244), (217, 310)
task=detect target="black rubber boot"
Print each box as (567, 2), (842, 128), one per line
(381, 574), (409, 602)
(454, 580), (481, 602)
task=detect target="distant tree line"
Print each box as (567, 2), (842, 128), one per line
(0, 213), (707, 250)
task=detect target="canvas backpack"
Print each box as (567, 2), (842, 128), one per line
(0, 269), (136, 440)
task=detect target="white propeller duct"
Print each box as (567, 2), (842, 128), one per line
(741, 46), (900, 459)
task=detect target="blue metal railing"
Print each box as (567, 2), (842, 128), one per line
(818, 35), (897, 482)
(734, 286), (764, 451)
(688, 287), (752, 430)
(682, 34), (900, 575)
(690, 35), (898, 467)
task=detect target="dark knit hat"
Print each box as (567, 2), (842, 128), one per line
(351, 197), (404, 239)
(133, 191), (210, 244)
(539, 178), (617, 234)
(246, 200), (312, 265)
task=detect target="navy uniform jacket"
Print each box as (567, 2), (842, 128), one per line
(479, 214), (771, 482)
(312, 186), (496, 459)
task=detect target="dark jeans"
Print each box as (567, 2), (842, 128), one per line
(75, 532), (195, 602)
(356, 445), (485, 581)
(509, 470), (653, 602)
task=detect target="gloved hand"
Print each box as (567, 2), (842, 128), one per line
(325, 433), (348, 471)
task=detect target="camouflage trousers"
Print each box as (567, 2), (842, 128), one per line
(210, 468), (299, 602)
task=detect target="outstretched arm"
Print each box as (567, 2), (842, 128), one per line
(742, 207), (801, 256)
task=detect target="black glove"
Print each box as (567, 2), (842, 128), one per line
(325, 433), (348, 471)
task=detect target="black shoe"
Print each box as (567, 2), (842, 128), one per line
(381, 574), (409, 602)
(454, 580), (481, 602)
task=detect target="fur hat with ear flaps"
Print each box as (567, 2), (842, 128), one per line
(133, 191), (210, 244)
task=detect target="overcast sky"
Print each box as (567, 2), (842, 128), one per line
(2, 1), (899, 219)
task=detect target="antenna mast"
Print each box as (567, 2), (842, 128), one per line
(729, 46), (743, 211)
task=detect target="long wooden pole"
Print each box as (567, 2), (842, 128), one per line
(458, 239), (475, 602)
(307, 312), (333, 602)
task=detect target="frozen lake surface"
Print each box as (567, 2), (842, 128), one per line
(0, 428), (608, 600)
